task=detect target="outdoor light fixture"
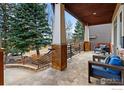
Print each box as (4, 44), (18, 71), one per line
(93, 12), (96, 15)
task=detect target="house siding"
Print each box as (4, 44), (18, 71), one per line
(89, 23), (112, 50)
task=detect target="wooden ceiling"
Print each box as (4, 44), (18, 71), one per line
(64, 3), (117, 25)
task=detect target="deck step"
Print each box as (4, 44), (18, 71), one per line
(5, 63), (51, 71)
(5, 64), (38, 71)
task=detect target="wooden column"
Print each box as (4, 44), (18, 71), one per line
(0, 48), (4, 85)
(52, 4), (67, 71)
(83, 25), (91, 51)
(83, 41), (91, 51)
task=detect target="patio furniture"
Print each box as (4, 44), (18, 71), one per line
(88, 55), (124, 85)
(93, 55), (106, 62)
(31, 49), (52, 69)
(94, 43), (111, 55)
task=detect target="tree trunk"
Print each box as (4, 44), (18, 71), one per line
(36, 46), (40, 56)
(0, 37), (2, 48)
(4, 52), (8, 64)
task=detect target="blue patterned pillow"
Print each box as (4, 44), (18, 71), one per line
(104, 55), (111, 64)
(106, 57), (122, 75)
(104, 55), (120, 64)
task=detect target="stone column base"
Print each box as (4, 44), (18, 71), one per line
(52, 44), (67, 71)
(83, 41), (91, 51)
(0, 48), (4, 85)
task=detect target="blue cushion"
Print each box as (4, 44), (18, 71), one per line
(104, 55), (120, 64)
(92, 65), (105, 70)
(92, 65), (121, 81)
(110, 55), (120, 59)
(106, 57), (122, 75)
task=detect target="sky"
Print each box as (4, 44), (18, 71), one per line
(65, 11), (77, 33)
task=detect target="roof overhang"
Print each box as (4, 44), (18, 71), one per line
(64, 3), (117, 26)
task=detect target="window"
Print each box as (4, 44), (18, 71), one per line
(112, 17), (118, 54)
(113, 18), (117, 46)
(120, 12), (124, 48)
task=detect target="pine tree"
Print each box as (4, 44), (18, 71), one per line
(73, 21), (84, 43)
(9, 3), (51, 55)
(66, 20), (72, 43)
(0, 4), (15, 54)
(0, 4), (16, 63)
(0, 4), (9, 50)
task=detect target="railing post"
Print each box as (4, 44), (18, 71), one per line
(0, 48), (4, 85)
(79, 43), (81, 53)
(121, 71), (124, 85)
(88, 61), (92, 83)
(69, 44), (73, 58)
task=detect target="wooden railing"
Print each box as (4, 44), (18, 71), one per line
(67, 43), (83, 58)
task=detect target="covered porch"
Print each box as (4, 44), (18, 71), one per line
(51, 3), (118, 71)
(1, 3), (124, 85)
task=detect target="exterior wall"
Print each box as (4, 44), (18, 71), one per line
(112, 4), (124, 55)
(89, 23), (112, 50)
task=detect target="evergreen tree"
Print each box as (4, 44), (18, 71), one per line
(66, 20), (72, 43)
(9, 3), (51, 55)
(0, 4), (15, 54)
(0, 4), (9, 50)
(73, 21), (84, 43)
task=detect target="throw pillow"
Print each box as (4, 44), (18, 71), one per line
(106, 57), (122, 75)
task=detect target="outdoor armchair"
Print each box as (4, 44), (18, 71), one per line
(88, 55), (124, 85)
(31, 48), (52, 69)
(94, 43), (111, 54)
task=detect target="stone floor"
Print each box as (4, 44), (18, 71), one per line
(5, 51), (98, 85)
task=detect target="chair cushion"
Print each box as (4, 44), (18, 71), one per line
(110, 55), (120, 59)
(92, 65), (121, 81)
(99, 44), (106, 49)
(92, 65), (105, 70)
(94, 48), (101, 51)
(104, 55), (120, 64)
(104, 55), (111, 64)
(106, 57), (122, 75)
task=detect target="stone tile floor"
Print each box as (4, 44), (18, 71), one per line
(5, 51), (98, 85)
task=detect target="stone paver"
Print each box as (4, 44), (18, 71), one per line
(5, 51), (97, 85)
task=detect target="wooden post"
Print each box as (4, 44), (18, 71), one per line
(88, 61), (92, 83)
(52, 4), (67, 71)
(0, 48), (4, 85)
(83, 25), (91, 51)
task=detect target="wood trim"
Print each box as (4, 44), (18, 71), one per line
(92, 55), (106, 62)
(52, 44), (67, 71)
(0, 48), (4, 52)
(64, 3), (116, 25)
(64, 5), (84, 25)
(88, 60), (124, 84)
(88, 61), (92, 83)
(88, 60), (124, 71)
(0, 49), (4, 85)
(112, 3), (121, 21)
(83, 41), (91, 51)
